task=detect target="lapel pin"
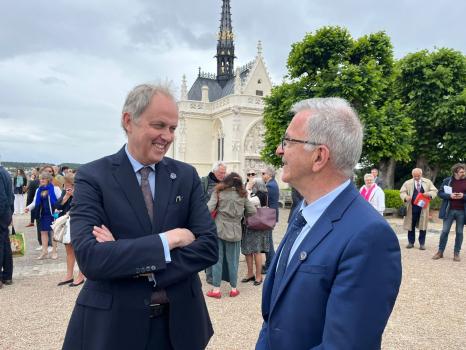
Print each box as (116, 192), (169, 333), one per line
(175, 195), (182, 203)
(299, 251), (307, 261)
(170, 173), (177, 180)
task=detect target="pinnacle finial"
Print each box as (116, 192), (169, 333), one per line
(257, 40), (263, 56)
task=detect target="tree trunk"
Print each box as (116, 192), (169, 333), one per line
(416, 156), (439, 182)
(379, 158), (396, 189)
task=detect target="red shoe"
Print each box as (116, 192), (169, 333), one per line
(25, 223), (34, 227)
(206, 290), (221, 299)
(229, 289), (240, 297)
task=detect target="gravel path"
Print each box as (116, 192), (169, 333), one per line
(1, 211), (465, 349)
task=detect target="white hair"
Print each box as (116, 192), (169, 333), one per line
(291, 97), (363, 178)
(212, 161), (226, 172)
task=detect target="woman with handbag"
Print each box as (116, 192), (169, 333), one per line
(13, 168), (27, 215)
(25, 171), (62, 259)
(206, 172), (256, 298)
(54, 173), (85, 287)
(241, 178), (270, 286)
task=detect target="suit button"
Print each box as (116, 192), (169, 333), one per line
(135, 268), (140, 274)
(151, 265), (156, 271)
(146, 266), (151, 272)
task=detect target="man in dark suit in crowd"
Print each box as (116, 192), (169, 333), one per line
(261, 166), (279, 274)
(256, 97), (401, 350)
(0, 164), (14, 288)
(62, 84), (218, 350)
(371, 167), (384, 189)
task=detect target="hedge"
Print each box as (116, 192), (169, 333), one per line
(383, 189), (442, 210)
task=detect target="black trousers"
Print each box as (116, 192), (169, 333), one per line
(408, 207), (426, 245)
(145, 312), (173, 350)
(0, 212), (13, 280)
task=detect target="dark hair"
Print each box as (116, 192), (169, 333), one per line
(452, 163), (465, 175)
(215, 172), (247, 198)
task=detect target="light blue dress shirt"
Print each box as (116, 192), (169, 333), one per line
(125, 145), (171, 263)
(285, 180), (351, 266)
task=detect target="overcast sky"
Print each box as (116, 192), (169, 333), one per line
(1, 0), (465, 164)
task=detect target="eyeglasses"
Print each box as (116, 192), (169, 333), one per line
(247, 173), (256, 176)
(281, 137), (320, 149)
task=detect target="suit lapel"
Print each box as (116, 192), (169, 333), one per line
(269, 184), (359, 313)
(153, 159), (174, 234)
(112, 147), (152, 232)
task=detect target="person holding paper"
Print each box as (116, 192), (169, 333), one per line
(433, 163), (466, 262)
(400, 168), (438, 250)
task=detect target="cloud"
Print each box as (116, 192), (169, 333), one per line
(0, 0), (465, 163)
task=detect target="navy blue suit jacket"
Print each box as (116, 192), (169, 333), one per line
(63, 147), (218, 350)
(256, 183), (401, 350)
(266, 178), (280, 222)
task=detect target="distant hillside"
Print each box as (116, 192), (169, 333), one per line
(1, 161), (82, 170)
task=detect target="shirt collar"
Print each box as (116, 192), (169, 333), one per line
(299, 179), (351, 223)
(124, 144), (156, 174)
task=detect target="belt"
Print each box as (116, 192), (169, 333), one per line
(149, 288), (169, 319)
(149, 303), (169, 318)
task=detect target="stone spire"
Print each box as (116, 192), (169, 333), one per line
(180, 74), (187, 100)
(216, 0), (235, 87)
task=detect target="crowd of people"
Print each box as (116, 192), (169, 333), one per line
(0, 164), (85, 289)
(0, 82), (464, 349)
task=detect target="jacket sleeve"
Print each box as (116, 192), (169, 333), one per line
(426, 181), (438, 199)
(151, 168), (218, 289)
(438, 178), (451, 200)
(71, 166), (168, 281)
(399, 181), (409, 202)
(244, 197), (257, 217)
(207, 190), (218, 212)
(316, 221), (402, 349)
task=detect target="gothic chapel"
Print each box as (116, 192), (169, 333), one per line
(171, 0), (273, 177)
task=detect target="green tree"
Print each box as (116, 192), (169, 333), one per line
(261, 26), (413, 187)
(397, 48), (466, 181)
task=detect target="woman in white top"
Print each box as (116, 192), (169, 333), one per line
(360, 173), (385, 215)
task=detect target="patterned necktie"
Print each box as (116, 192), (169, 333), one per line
(416, 181), (421, 192)
(139, 167), (153, 224)
(271, 210), (307, 302)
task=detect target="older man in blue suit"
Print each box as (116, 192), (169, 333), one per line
(62, 84), (218, 350)
(256, 97), (402, 350)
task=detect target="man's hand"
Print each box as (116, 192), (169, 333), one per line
(165, 228), (195, 250)
(405, 196), (412, 202)
(24, 207), (29, 213)
(93, 225), (115, 242)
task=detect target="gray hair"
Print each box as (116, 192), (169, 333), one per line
(121, 83), (177, 133)
(252, 177), (268, 193)
(364, 173), (374, 181)
(291, 97), (363, 178)
(262, 165), (276, 178)
(212, 161), (227, 172)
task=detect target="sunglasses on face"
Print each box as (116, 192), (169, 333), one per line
(247, 173), (256, 176)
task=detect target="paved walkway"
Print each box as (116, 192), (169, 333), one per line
(2, 209), (464, 350)
(10, 209), (445, 278)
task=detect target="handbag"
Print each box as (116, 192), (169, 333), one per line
(52, 213), (70, 243)
(246, 207), (277, 230)
(398, 205), (407, 217)
(10, 227), (26, 256)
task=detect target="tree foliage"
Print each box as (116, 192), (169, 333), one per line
(261, 26), (413, 167)
(397, 48), (466, 175)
